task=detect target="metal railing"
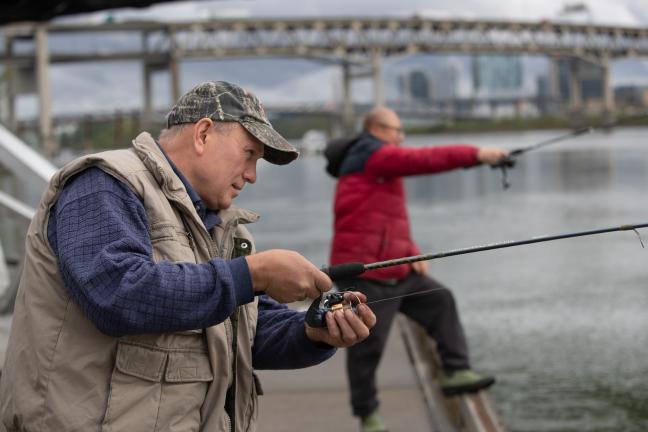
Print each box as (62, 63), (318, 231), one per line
(0, 122), (54, 313)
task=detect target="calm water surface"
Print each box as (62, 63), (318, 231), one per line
(238, 127), (648, 432)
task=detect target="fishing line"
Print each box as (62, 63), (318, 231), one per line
(363, 287), (447, 306)
(632, 228), (645, 248)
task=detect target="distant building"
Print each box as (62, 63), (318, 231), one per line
(397, 69), (431, 106)
(471, 55), (523, 97)
(429, 64), (458, 101)
(409, 70), (430, 104)
(615, 85), (648, 108)
(557, 58), (603, 103)
(536, 75), (552, 114)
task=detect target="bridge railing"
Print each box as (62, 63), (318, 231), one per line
(0, 123), (54, 312)
(3, 17), (648, 64)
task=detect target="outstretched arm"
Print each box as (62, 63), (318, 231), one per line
(365, 144), (480, 178)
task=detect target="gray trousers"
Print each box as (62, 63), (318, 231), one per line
(339, 273), (470, 417)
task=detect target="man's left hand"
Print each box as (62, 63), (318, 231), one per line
(411, 260), (428, 275)
(305, 292), (376, 348)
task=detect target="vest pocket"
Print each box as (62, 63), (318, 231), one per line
(165, 351), (213, 382)
(243, 373), (263, 432)
(102, 342), (213, 432)
(150, 223), (196, 263)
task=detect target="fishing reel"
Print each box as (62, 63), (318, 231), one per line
(492, 156), (517, 189)
(305, 291), (360, 328)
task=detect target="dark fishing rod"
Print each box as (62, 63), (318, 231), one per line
(491, 126), (593, 189)
(323, 222), (646, 281)
(509, 126), (593, 158)
(305, 222), (648, 327)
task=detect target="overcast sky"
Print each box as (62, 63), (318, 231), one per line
(82, 0), (648, 26)
(15, 0), (648, 118)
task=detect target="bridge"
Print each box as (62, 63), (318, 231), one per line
(2, 16), (648, 153)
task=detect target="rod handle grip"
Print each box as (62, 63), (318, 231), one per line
(321, 262), (365, 281)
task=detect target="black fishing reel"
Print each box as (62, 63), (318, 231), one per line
(491, 156), (517, 189)
(305, 291), (359, 328)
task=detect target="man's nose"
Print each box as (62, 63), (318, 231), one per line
(244, 164), (257, 184)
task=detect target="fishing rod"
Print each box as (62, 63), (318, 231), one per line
(306, 222), (648, 327)
(508, 127), (593, 158)
(490, 126), (593, 189)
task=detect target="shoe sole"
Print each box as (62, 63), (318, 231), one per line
(441, 377), (496, 396)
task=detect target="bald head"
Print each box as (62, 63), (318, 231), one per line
(363, 106), (404, 144)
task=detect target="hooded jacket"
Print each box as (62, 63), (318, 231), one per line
(327, 132), (480, 281)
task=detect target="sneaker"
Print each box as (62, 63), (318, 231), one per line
(440, 369), (496, 396)
(360, 409), (388, 432)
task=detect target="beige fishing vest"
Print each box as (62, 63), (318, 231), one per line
(0, 133), (262, 432)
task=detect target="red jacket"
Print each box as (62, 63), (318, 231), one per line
(327, 133), (479, 281)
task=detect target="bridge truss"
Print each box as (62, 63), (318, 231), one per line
(1, 17), (647, 152)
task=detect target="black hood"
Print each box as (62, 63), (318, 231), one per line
(323, 136), (360, 178)
(324, 133), (385, 178)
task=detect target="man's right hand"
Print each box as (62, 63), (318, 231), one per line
(245, 250), (332, 303)
(477, 147), (509, 166)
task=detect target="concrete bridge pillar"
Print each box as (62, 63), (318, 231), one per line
(35, 25), (55, 156)
(372, 49), (384, 106)
(142, 62), (154, 129)
(168, 29), (181, 104)
(341, 60), (354, 135)
(601, 53), (615, 117)
(2, 36), (17, 131)
(568, 58), (582, 113)
(548, 57), (560, 112)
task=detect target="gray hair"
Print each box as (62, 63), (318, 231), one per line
(158, 121), (235, 143)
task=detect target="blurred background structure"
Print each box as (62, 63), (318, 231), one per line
(1, 1), (648, 158)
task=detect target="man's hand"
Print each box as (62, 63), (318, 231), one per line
(411, 260), (428, 275)
(477, 147), (509, 166)
(245, 250), (332, 303)
(305, 292), (376, 348)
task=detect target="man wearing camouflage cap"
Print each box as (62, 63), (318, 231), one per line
(0, 81), (376, 431)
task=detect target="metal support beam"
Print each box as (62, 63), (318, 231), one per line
(35, 25), (55, 156)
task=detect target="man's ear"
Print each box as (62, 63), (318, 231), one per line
(193, 118), (213, 156)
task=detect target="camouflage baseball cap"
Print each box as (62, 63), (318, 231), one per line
(166, 81), (299, 165)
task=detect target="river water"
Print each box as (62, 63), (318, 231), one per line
(237, 127), (648, 431)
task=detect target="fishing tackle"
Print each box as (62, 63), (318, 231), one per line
(491, 127), (592, 189)
(308, 222), (648, 327)
(305, 291), (360, 328)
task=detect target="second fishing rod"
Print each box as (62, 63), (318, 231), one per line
(483, 126), (593, 189)
(306, 222), (648, 327)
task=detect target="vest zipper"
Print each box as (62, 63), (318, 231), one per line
(185, 230), (195, 250)
(222, 220), (240, 432)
